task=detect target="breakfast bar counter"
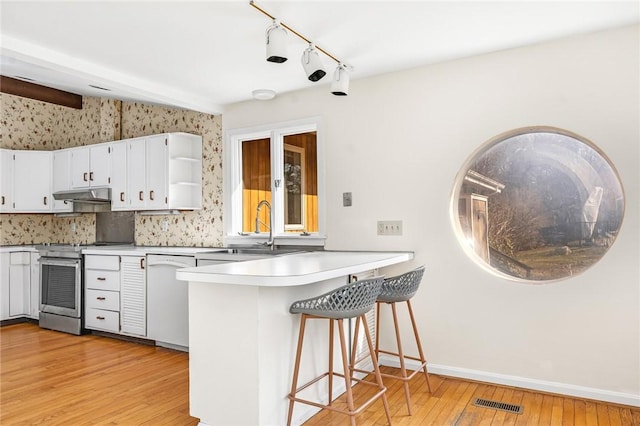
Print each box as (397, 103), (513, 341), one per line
(176, 250), (413, 426)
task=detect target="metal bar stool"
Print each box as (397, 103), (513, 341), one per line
(286, 277), (392, 426)
(350, 266), (432, 416)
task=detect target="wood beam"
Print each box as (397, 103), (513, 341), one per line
(0, 75), (82, 109)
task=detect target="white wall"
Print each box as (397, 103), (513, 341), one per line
(223, 25), (639, 405)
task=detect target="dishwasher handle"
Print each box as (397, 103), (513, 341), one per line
(147, 257), (195, 269)
(148, 260), (194, 269)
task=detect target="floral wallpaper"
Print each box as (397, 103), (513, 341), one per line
(0, 93), (223, 247)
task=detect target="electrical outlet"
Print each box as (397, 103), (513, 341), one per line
(71, 222), (76, 233)
(377, 220), (403, 236)
(161, 219), (169, 232)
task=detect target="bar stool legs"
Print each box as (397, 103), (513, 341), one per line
(287, 313), (392, 426)
(375, 299), (432, 415)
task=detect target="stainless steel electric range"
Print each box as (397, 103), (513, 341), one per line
(36, 243), (85, 335)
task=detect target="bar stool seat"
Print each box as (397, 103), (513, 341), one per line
(351, 266), (432, 416)
(286, 277), (392, 426)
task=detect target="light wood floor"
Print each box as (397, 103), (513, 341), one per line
(2, 323), (639, 425)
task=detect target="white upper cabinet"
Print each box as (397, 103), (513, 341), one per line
(13, 151), (52, 212)
(110, 141), (128, 211)
(2, 149), (52, 213)
(52, 149), (73, 213)
(0, 132), (202, 214)
(70, 144), (111, 189)
(0, 149), (13, 213)
(146, 135), (169, 210)
(127, 137), (147, 210)
(126, 133), (202, 211)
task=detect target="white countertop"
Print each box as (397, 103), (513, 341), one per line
(176, 250), (414, 287)
(0, 246), (37, 253)
(81, 246), (217, 256)
(0, 245), (219, 256)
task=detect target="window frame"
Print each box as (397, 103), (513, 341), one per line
(223, 116), (326, 247)
(283, 143), (306, 232)
(450, 125), (625, 283)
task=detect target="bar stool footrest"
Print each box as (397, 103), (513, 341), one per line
(289, 370), (388, 417)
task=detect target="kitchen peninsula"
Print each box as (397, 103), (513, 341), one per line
(176, 250), (413, 426)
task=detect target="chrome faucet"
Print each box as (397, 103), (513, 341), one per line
(255, 200), (274, 248)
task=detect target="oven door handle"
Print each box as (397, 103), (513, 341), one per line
(39, 258), (81, 267)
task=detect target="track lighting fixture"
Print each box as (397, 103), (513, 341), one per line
(266, 21), (287, 63)
(250, 1), (351, 96)
(330, 63), (350, 96)
(301, 44), (326, 82)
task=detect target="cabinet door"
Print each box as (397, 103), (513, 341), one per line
(110, 142), (128, 210)
(89, 144), (111, 187)
(9, 252), (30, 317)
(13, 151), (52, 212)
(120, 256), (146, 336)
(29, 252), (40, 319)
(146, 135), (168, 210)
(70, 146), (90, 189)
(0, 149), (13, 212)
(52, 150), (73, 212)
(0, 253), (10, 320)
(127, 139), (146, 210)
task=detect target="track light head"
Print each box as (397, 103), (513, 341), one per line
(331, 63), (350, 96)
(301, 44), (326, 82)
(266, 21), (288, 63)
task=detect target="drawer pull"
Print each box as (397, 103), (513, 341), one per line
(83, 172), (88, 182)
(89, 171), (94, 181)
(96, 296), (106, 301)
(97, 277), (106, 281)
(149, 190), (155, 201)
(120, 192), (125, 202)
(139, 191), (144, 201)
(96, 316), (105, 320)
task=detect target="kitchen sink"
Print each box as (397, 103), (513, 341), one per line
(194, 246), (314, 264)
(225, 247), (303, 255)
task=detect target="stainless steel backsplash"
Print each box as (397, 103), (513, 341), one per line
(96, 211), (135, 244)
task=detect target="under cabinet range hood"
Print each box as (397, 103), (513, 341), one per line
(53, 187), (112, 204)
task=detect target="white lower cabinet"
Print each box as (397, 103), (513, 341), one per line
(0, 250), (37, 321)
(29, 252), (40, 319)
(8, 252), (30, 317)
(0, 252), (11, 320)
(84, 255), (120, 333)
(85, 307), (119, 332)
(120, 256), (146, 337)
(86, 289), (120, 311)
(83, 254), (147, 338)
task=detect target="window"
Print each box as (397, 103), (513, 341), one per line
(284, 143), (305, 231)
(452, 127), (624, 282)
(224, 117), (324, 246)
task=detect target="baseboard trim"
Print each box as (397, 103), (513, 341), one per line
(378, 355), (639, 407)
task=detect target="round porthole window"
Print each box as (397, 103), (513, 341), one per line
(451, 127), (624, 282)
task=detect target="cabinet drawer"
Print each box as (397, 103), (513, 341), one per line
(85, 255), (120, 271)
(85, 270), (120, 291)
(86, 289), (119, 311)
(85, 307), (119, 333)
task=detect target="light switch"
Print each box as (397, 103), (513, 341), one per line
(343, 192), (352, 207)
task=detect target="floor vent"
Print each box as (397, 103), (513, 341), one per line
(472, 397), (524, 414)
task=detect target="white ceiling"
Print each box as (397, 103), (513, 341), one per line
(1, 1), (638, 115)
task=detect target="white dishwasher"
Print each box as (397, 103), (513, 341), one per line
(147, 254), (195, 351)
